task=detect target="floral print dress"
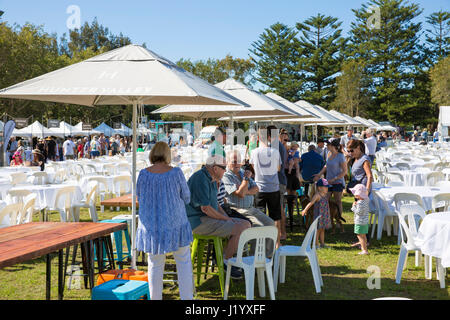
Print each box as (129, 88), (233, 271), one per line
(313, 194), (331, 230)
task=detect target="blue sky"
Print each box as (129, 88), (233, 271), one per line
(1, 0), (448, 63)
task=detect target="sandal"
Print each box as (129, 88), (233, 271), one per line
(358, 251), (369, 255)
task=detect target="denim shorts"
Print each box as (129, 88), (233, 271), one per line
(328, 183), (344, 192)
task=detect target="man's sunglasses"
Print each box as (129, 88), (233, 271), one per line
(214, 165), (226, 170)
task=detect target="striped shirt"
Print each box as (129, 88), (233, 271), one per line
(222, 169), (258, 209)
(351, 199), (370, 225)
(217, 181), (227, 207)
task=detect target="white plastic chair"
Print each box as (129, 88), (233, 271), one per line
(87, 176), (110, 213)
(83, 164), (98, 175)
(384, 172), (404, 184)
(72, 181), (98, 222)
(31, 171), (48, 185)
(0, 203), (23, 228)
(103, 163), (117, 176)
(17, 193), (37, 224)
(112, 175), (132, 211)
(273, 216), (323, 293)
(435, 181), (450, 188)
(395, 204), (428, 284)
(431, 193), (450, 212)
(426, 172), (445, 186)
(0, 183), (13, 200)
(422, 163), (436, 170)
(224, 226), (278, 300)
(9, 172), (28, 186)
(433, 162), (447, 172)
(372, 190), (398, 240)
(54, 169), (67, 184)
(117, 163), (131, 174)
(372, 170), (384, 184)
(7, 189), (32, 204)
(386, 181), (404, 187)
(395, 163), (410, 170)
(47, 186), (77, 222)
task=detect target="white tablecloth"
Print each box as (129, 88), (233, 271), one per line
(370, 186), (450, 214)
(388, 167), (432, 186)
(416, 212), (450, 268)
(9, 182), (83, 210)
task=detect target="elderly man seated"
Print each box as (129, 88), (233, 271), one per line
(186, 155), (250, 279)
(221, 150), (276, 255)
(222, 150), (275, 228)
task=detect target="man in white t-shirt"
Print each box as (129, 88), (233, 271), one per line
(187, 132), (194, 146)
(250, 126), (281, 246)
(364, 129), (377, 165)
(63, 136), (76, 160)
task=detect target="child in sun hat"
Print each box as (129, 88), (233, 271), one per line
(350, 184), (370, 255)
(301, 178), (332, 249)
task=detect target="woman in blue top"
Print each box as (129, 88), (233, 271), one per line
(346, 139), (373, 247)
(136, 141), (193, 300)
(313, 138), (347, 230)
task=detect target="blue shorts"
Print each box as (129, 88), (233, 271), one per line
(90, 151), (100, 157)
(328, 183), (344, 192)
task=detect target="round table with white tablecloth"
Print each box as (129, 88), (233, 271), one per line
(415, 212), (450, 268)
(369, 186), (450, 214)
(387, 167), (432, 186)
(8, 182), (83, 210)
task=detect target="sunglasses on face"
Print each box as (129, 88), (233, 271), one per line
(348, 149), (354, 153)
(215, 165), (226, 170)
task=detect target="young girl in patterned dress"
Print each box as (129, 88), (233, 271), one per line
(301, 178), (332, 248)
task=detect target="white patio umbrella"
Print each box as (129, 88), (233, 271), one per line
(153, 78), (303, 132)
(329, 110), (366, 127)
(0, 44), (247, 268)
(354, 116), (374, 128)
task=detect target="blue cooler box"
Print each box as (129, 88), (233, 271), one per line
(92, 279), (149, 300)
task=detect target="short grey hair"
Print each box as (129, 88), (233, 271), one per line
(226, 149), (241, 164)
(205, 155), (226, 167)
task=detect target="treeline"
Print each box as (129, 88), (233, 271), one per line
(179, 0), (449, 128)
(0, 0), (449, 129)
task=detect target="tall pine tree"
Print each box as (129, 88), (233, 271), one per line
(296, 14), (346, 108)
(249, 22), (301, 101)
(425, 10), (450, 64)
(348, 0), (427, 126)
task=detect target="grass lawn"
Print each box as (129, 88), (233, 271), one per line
(0, 196), (448, 300)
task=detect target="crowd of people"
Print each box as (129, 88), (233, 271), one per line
(6, 133), (139, 170)
(136, 124), (383, 299)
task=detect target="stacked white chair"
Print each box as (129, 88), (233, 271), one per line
(273, 216), (323, 293)
(224, 226), (278, 300)
(112, 175), (132, 211)
(431, 193), (450, 212)
(394, 193), (425, 246)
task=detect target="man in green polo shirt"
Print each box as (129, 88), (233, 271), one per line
(208, 127), (226, 158)
(185, 155), (250, 279)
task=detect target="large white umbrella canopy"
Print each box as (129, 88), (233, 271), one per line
(152, 78), (302, 120)
(328, 110), (366, 126)
(0, 44), (247, 269)
(12, 120), (64, 138)
(354, 116), (374, 128)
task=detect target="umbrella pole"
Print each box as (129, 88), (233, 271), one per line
(131, 101), (138, 270)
